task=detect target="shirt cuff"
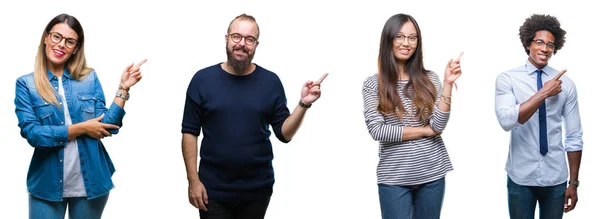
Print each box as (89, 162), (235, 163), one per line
(54, 125), (69, 145)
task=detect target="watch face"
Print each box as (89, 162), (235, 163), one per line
(116, 91), (129, 100)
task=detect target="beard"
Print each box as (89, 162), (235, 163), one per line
(226, 45), (254, 73)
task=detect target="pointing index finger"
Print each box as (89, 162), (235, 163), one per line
(316, 73), (329, 84)
(454, 51), (464, 63)
(554, 69), (567, 80)
(133, 58), (148, 68)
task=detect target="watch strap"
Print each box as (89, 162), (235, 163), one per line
(298, 100), (311, 108)
(568, 180), (580, 187)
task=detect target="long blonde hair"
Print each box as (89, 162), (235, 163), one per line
(34, 13), (93, 105)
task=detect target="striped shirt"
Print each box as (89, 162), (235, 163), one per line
(362, 71), (453, 186)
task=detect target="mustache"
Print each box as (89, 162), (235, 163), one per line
(233, 46), (249, 53)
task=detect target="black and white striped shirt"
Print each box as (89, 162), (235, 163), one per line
(362, 71), (453, 186)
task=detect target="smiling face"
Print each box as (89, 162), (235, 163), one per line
(225, 19), (259, 72)
(44, 22), (79, 71)
(393, 21), (418, 64)
(527, 30), (555, 69)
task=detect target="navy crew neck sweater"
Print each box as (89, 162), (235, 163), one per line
(182, 63), (291, 200)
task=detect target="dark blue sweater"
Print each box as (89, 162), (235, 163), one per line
(182, 63), (290, 200)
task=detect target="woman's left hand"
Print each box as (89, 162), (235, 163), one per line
(444, 52), (463, 83)
(120, 58), (147, 90)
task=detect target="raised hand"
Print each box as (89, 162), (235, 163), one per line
(300, 73), (328, 105)
(120, 58), (147, 90)
(541, 69), (566, 97)
(84, 114), (119, 139)
(444, 52), (463, 83)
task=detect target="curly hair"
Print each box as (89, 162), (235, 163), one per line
(519, 14), (566, 55)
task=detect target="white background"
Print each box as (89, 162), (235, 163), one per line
(1, 0), (598, 218)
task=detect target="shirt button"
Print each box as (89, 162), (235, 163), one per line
(84, 178), (88, 181)
(61, 121), (64, 124)
(81, 160), (85, 164)
(54, 87), (58, 89)
(60, 142), (63, 144)
(59, 180), (62, 183)
(59, 159), (63, 163)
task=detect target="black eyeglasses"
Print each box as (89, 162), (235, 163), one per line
(532, 39), (555, 50)
(395, 35), (418, 45)
(228, 33), (257, 45)
(48, 32), (79, 49)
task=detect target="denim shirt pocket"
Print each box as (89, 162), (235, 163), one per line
(78, 94), (97, 121)
(32, 101), (55, 125)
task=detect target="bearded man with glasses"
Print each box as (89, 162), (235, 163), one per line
(180, 14), (328, 219)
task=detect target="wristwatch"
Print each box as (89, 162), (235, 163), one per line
(298, 100), (311, 108)
(116, 90), (130, 100)
(568, 180), (580, 188)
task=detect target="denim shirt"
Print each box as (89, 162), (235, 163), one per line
(15, 69), (125, 201)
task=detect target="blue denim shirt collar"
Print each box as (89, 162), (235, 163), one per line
(46, 68), (72, 81)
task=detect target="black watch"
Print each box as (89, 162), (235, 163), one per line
(569, 180), (579, 187)
(298, 100), (312, 108)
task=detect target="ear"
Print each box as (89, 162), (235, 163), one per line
(225, 34), (228, 43)
(255, 41), (259, 47)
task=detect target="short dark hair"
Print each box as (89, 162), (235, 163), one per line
(519, 14), (566, 55)
(227, 13), (260, 39)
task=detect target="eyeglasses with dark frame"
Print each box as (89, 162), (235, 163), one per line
(228, 33), (258, 45)
(395, 35), (418, 45)
(532, 39), (555, 50)
(47, 32), (79, 49)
